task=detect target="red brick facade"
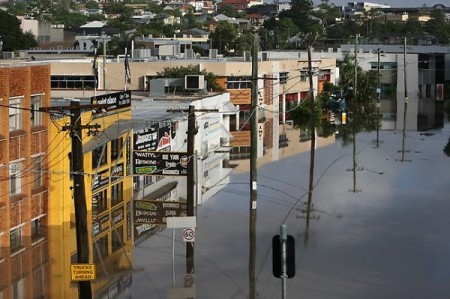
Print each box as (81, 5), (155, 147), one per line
(0, 63), (51, 299)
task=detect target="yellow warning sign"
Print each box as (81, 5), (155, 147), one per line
(71, 264), (96, 281)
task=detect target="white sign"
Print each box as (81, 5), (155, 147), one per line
(183, 228), (195, 242)
(167, 216), (196, 228)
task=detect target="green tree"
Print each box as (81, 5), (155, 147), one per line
(217, 5), (240, 18)
(426, 9), (450, 44)
(0, 10), (37, 51)
(85, 1), (100, 9)
(210, 21), (237, 55)
(280, 0), (322, 35)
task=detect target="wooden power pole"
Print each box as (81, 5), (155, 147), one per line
(42, 100), (103, 299)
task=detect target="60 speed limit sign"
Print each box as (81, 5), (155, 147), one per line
(183, 228), (195, 242)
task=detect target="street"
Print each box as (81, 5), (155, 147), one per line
(129, 122), (450, 299)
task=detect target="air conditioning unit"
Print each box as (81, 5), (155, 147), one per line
(185, 75), (205, 90)
(209, 49), (218, 59)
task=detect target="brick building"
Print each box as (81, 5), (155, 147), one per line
(0, 63), (51, 298)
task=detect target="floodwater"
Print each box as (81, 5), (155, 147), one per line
(129, 121), (450, 299)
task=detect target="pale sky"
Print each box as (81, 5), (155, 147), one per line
(312, 0), (450, 8)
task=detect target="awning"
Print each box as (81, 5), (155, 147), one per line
(141, 181), (178, 201)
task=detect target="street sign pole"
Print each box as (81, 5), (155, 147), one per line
(280, 224), (287, 299)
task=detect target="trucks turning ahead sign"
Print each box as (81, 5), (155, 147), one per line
(71, 264), (96, 281)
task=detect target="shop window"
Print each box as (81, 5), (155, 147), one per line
(94, 235), (109, 262)
(93, 190), (108, 214)
(111, 137), (123, 161)
(111, 182), (123, 207)
(112, 226), (124, 252)
(92, 145), (107, 168)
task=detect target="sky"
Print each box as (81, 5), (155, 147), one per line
(312, 0), (450, 8)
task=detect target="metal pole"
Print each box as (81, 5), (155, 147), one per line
(280, 224), (287, 299)
(401, 37), (408, 162)
(249, 31), (259, 299)
(103, 37), (107, 90)
(172, 229), (176, 287)
(352, 34), (359, 192)
(376, 47), (381, 147)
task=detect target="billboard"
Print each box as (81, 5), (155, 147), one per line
(133, 151), (189, 176)
(91, 91), (131, 116)
(133, 200), (187, 225)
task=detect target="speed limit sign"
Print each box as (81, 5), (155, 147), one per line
(183, 228), (195, 242)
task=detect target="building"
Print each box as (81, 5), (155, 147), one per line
(47, 91), (133, 298)
(131, 88), (236, 241)
(0, 62), (51, 298)
(338, 44), (449, 130)
(46, 53), (336, 163)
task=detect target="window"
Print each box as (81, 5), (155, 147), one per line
(33, 156), (43, 188)
(9, 97), (22, 131)
(12, 278), (24, 299)
(93, 235), (109, 262)
(143, 175), (153, 186)
(112, 226), (124, 252)
(92, 145), (107, 168)
(279, 72), (289, 85)
(226, 77), (252, 89)
(32, 268), (45, 299)
(300, 70), (308, 82)
(93, 190), (107, 215)
(426, 84), (431, 98)
(111, 137), (123, 161)
(31, 95), (43, 127)
(111, 182), (123, 207)
(31, 218), (43, 241)
(10, 162), (22, 195)
(51, 75), (96, 89)
(10, 227), (23, 252)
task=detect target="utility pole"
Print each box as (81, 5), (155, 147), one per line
(186, 105), (195, 275)
(401, 37), (408, 162)
(249, 31), (259, 299)
(305, 42), (316, 227)
(376, 47), (381, 148)
(41, 100), (103, 299)
(168, 105), (218, 280)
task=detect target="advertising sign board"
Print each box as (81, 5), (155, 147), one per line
(133, 151), (189, 176)
(133, 200), (187, 225)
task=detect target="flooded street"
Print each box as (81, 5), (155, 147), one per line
(130, 122), (450, 299)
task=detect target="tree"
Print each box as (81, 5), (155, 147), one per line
(217, 5), (241, 18)
(279, 0), (322, 35)
(426, 9), (450, 44)
(210, 21), (237, 55)
(0, 11), (37, 51)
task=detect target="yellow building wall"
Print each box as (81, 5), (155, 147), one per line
(48, 98), (133, 298)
